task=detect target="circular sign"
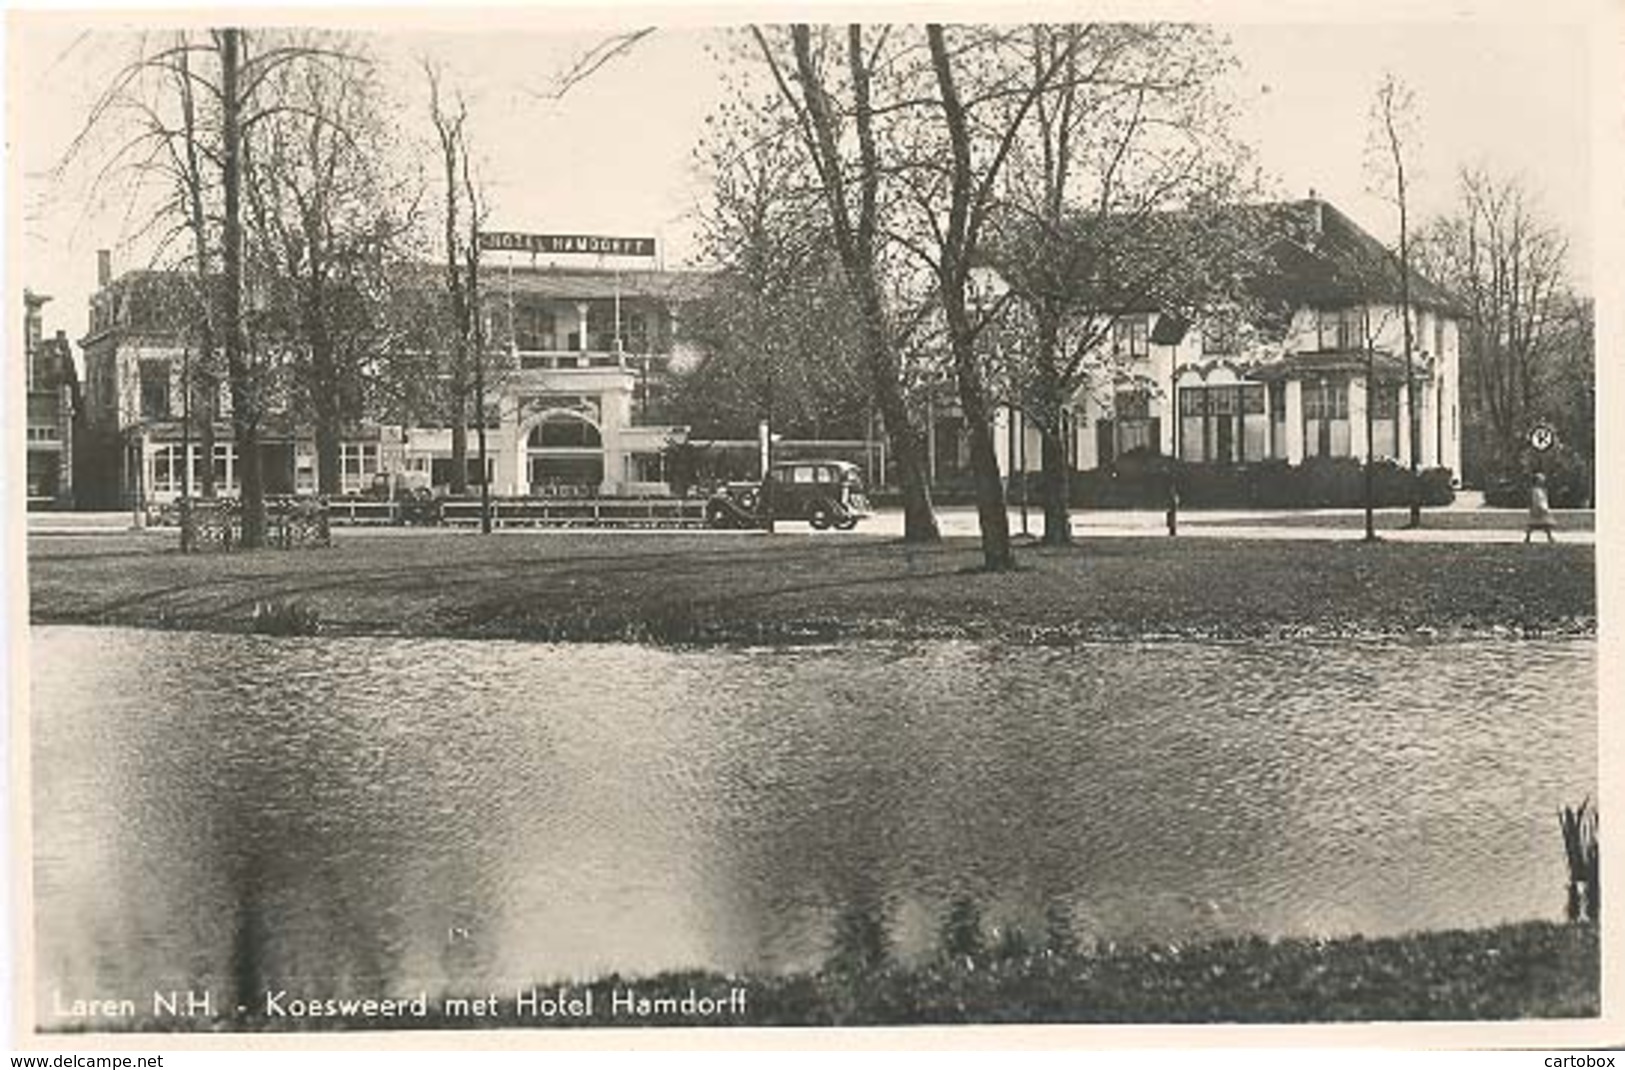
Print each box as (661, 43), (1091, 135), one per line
(1529, 423), (1557, 453)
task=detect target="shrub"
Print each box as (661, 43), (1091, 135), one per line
(939, 896), (987, 962)
(249, 599), (322, 637)
(1559, 799), (1600, 925)
(826, 901), (892, 977)
(1067, 457), (1454, 510)
(1487, 446), (1592, 509)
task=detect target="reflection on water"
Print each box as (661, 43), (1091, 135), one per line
(31, 627), (1595, 1004)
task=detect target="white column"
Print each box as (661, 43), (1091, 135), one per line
(1284, 380), (1305, 463)
(575, 302), (591, 352)
(1397, 381), (1413, 466)
(1421, 378), (1439, 468)
(1349, 377), (1369, 460)
(496, 393), (522, 495)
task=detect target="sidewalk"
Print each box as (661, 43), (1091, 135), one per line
(861, 505), (1596, 544)
(24, 504), (1595, 545)
(23, 511), (155, 536)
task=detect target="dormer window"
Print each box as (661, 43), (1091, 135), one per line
(1202, 314), (1241, 355)
(1113, 316), (1149, 359)
(1318, 308), (1364, 351)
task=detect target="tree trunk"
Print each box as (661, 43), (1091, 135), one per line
(1032, 313), (1071, 546)
(179, 37), (217, 501)
(928, 23), (1011, 570)
(947, 313), (1013, 571)
(309, 276), (343, 496)
(1039, 422), (1071, 545)
(220, 28), (265, 548)
(855, 287), (937, 542)
(313, 374), (342, 495)
(198, 370), (217, 498)
(449, 397), (469, 496)
(777, 24), (939, 544)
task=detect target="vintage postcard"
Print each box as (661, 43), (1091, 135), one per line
(6, 0), (1619, 1053)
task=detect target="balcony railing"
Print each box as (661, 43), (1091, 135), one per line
(513, 349), (665, 372)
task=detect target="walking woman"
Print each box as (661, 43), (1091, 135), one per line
(1526, 473), (1557, 543)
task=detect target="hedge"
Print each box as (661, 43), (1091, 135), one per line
(1061, 457), (1454, 510)
(1482, 446), (1593, 509)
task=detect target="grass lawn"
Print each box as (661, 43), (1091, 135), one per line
(28, 529), (1595, 643)
(50, 921), (1598, 1031)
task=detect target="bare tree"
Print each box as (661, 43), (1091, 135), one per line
(1368, 73), (1423, 527)
(747, 24), (942, 544)
(248, 35), (417, 495)
(991, 23), (1254, 545)
(425, 61), (479, 499)
(682, 110), (868, 445)
(63, 27), (372, 546)
(1417, 168), (1577, 481)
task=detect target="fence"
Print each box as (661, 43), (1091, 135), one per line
(440, 496), (708, 529)
(178, 497), (332, 551)
(168, 493), (711, 537)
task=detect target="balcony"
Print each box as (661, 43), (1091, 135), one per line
(513, 348), (665, 373)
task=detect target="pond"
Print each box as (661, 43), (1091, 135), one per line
(30, 627), (1595, 1006)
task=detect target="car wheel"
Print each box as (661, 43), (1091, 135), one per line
(834, 516), (858, 531)
(808, 503), (833, 530)
(706, 502), (732, 529)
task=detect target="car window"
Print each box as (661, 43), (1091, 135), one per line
(813, 466), (834, 483)
(791, 466), (816, 484)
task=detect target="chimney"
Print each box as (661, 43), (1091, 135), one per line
(1305, 189), (1323, 237)
(97, 249), (112, 287)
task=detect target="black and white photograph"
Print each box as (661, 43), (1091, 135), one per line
(5, 0), (1616, 1051)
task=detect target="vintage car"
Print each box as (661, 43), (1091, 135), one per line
(706, 459), (873, 530)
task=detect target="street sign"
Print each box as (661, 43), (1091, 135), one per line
(1529, 423), (1557, 452)
(477, 232), (656, 257)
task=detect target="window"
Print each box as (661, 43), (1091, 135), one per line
(1318, 308), (1365, 351)
(1303, 378), (1351, 457)
(151, 444), (206, 495)
(434, 457), (494, 487)
(1112, 317), (1149, 359)
(629, 452), (666, 483)
(1269, 381), (1287, 458)
(586, 302), (618, 352)
(621, 311), (648, 353)
(152, 444), (176, 494)
(514, 306), (556, 352)
(214, 443), (235, 489)
(1202, 314), (1241, 355)
(340, 443), (380, 493)
(139, 359), (171, 420)
(529, 413), (601, 449)
(1178, 385), (1266, 464)
(1369, 383), (1400, 460)
(1114, 390), (1156, 455)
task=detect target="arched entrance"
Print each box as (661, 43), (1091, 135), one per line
(526, 411), (604, 494)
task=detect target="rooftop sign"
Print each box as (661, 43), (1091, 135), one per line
(478, 232), (656, 258)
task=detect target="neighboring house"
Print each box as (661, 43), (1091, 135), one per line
(76, 251), (705, 509)
(985, 197), (1465, 485)
(22, 290), (79, 509)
